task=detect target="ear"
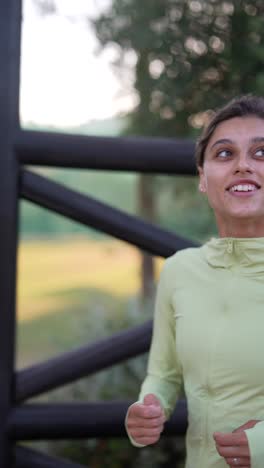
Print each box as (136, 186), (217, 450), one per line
(198, 166), (206, 193)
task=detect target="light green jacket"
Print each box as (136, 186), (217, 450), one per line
(127, 237), (264, 468)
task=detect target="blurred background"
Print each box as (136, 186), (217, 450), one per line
(18, 0), (264, 466)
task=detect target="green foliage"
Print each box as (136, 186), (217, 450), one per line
(27, 297), (184, 468)
(94, 0), (264, 136)
(155, 175), (217, 242)
(25, 293), (179, 467)
(26, 297), (186, 467)
(92, 0), (264, 242)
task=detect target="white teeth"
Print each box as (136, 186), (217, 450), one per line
(230, 184), (257, 192)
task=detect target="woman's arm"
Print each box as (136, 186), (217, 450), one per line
(138, 259), (183, 418)
(125, 258), (183, 445)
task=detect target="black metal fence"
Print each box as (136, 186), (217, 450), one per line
(0, 1), (197, 466)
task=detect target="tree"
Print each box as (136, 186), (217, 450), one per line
(93, 0), (264, 299)
(93, 0), (264, 136)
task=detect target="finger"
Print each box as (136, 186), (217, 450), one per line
(133, 413), (166, 425)
(232, 420), (261, 433)
(225, 456), (250, 466)
(216, 445), (250, 458)
(133, 435), (161, 445)
(127, 415), (165, 429)
(131, 403), (163, 419)
(228, 465), (250, 468)
(214, 432), (248, 446)
(129, 426), (164, 440)
(143, 393), (162, 407)
(228, 464), (250, 468)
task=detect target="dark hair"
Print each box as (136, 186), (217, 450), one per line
(195, 95), (264, 167)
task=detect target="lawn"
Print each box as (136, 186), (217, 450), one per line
(16, 238), (183, 467)
(16, 237), (162, 369)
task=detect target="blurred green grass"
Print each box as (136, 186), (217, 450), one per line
(16, 238), (182, 467)
(16, 238), (162, 369)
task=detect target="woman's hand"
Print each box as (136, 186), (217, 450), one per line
(213, 420), (260, 467)
(126, 393), (166, 446)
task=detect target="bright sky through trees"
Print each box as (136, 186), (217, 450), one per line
(20, 0), (136, 127)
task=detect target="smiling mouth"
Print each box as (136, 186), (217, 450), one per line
(226, 183), (261, 193)
(228, 184), (260, 193)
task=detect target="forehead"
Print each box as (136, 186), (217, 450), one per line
(206, 116), (264, 150)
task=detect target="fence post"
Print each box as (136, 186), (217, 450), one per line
(0, 0), (21, 465)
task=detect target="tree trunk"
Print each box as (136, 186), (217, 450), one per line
(137, 174), (156, 303)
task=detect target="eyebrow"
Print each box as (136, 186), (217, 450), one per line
(210, 138), (233, 150)
(209, 136), (264, 151)
(251, 137), (264, 144)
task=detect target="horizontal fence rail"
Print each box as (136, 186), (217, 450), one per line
(15, 445), (86, 468)
(20, 169), (197, 258)
(9, 400), (187, 440)
(16, 321), (153, 402)
(16, 129), (196, 174)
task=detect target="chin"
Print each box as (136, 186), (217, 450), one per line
(227, 210), (262, 220)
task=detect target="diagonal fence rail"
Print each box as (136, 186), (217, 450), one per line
(15, 321), (154, 402)
(0, 0), (198, 466)
(20, 169), (197, 258)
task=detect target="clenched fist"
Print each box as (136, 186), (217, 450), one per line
(126, 393), (166, 446)
(213, 420), (260, 467)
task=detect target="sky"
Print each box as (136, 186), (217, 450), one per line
(20, 0), (137, 127)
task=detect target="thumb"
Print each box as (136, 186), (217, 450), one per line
(232, 420), (261, 433)
(143, 393), (161, 407)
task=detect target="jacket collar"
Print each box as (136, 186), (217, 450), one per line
(202, 237), (264, 272)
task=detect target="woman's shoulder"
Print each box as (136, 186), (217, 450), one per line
(159, 246), (207, 293)
(158, 246), (204, 283)
(165, 245), (204, 269)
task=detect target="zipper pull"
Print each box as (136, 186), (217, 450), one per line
(227, 239), (233, 254)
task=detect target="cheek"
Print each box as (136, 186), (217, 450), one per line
(204, 176), (227, 209)
(206, 189), (220, 209)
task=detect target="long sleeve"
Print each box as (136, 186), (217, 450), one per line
(138, 259), (183, 419)
(125, 259), (183, 447)
(245, 421), (264, 468)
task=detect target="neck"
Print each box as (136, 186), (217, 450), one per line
(216, 215), (264, 238)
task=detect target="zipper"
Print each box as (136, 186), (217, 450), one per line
(227, 239), (233, 254)
(202, 273), (230, 461)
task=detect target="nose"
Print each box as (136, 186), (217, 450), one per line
(234, 152), (253, 174)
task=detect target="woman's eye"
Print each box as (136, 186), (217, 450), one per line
(255, 148), (264, 157)
(216, 149), (231, 158)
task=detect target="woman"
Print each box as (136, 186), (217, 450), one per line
(125, 95), (264, 468)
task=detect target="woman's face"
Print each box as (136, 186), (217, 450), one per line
(198, 116), (264, 233)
